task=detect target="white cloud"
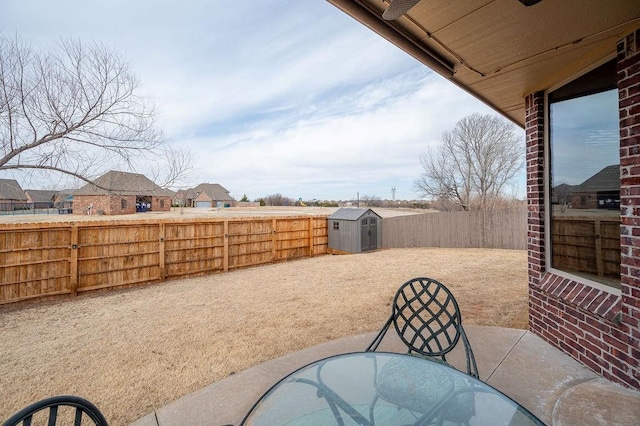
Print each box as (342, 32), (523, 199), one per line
(1, 0), (521, 200)
(177, 70), (498, 200)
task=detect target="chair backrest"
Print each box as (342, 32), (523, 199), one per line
(391, 277), (463, 358)
(2, 395), (108, 426)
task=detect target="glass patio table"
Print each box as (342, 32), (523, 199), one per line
(241, 352), (545, 426)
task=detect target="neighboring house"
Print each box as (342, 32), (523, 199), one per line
(0, 179), (28, 211)
(551, 183), (576, 205)
(73, 170), (172, 215)
(173, 188), (197, 207)
(191, 183), (236, 208)
(571, 165), (620, 209)
(329, 1), (639, 390)
(24, 189), (58, 209)
(53, 189), (75, 207)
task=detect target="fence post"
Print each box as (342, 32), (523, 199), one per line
(272, 218), (277, 261)
(308, 217), (314, 257)
(159, 222), (166, 280)
(594, 219), (603, 277)
(223, 220), (229, 272)
(69, 225), (79, 297)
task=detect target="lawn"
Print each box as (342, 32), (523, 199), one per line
(0, 248), (528, 425)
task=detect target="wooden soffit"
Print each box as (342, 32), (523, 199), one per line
(327, 0), (640, 127)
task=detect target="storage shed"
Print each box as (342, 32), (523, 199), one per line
(328, 208), (382, 253)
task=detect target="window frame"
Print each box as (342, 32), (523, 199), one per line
(543, 55), (621, 296)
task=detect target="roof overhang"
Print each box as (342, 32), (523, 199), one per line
(327, 0), (640, 127)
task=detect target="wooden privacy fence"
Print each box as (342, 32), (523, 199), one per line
(0, 216), (328, 305)
(551, 216), (620, 280)
(382, 207), (527, 250)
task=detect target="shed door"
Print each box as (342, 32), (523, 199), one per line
(360, 217), (377, 251)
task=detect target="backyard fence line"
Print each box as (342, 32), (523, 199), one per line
(381, 207), (528, 250)
(0, 208), (530, 306)
(0, 216), (328, 305)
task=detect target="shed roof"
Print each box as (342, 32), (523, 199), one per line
(74, 170), (172, 197)
(328, 208), (381, 221)
(0, 179), (27, 200)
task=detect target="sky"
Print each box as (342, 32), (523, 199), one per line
(549, 89), (619, 186)
(0, 0), (523, 202)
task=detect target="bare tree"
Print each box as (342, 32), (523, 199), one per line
(0, 35), (170, 185)
(263, 193), (295, 206)
(147, 145), (195, 189)
(360, 194), (382, 207)
(414, 113), (523, 211)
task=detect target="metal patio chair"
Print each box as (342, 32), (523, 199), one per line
(367, 277), (478, 378)
(3, 395), (108, 426)
(366, 277), (479, 424)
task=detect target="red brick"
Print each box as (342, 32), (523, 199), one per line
(564, 321), (585, 338)
(579, 353), (604, 374)
(619, 74), (640, 91)
(585, 291), (609, 312)
(558, 340), (580, 358)
(578, 337), (602, 356)
(585, 316), (613, 334)
(584, 331), (606, 349)
(571, 286), (593, 305)
(603, 352), (630, 373)
(603, 334), (629, 352)
(561, 282), (580, 299)
(73, 194), (171, 215)
(580, 320), (603, 338)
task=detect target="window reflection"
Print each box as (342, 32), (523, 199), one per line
(549, 85), (620, 289)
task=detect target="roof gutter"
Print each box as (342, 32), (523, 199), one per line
(327, 0), (455, 78)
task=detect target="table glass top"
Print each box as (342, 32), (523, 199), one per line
(242, 352), (544, 426)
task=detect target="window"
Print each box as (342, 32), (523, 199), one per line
(333, 221), (339, 230)
(160, 199), (165, 208)
(121, 198), (127, 209)
(547, 59), (620, 289)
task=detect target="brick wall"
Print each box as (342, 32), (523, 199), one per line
(73, 195), (172, 214)
(151, 196), (171, 212)
(527, 30), (640, 390)
(618, 29), (640, 389)
(525, 91), (545, 286)
(73, 195), (136, 215)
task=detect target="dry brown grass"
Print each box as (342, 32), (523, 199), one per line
(0, 248), (528, 425)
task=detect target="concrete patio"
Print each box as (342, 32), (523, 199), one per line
(132, 325), (640, 425)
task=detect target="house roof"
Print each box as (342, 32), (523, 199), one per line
(192, 183), (236, 202)
(74, 170), (172, 197)
(0, 179), (27, 201)
(25, 189), (58, 203)
(329, 207), (381, 220)
(327, 1), (640, 127)
(174, 188), (197, 200)
(576, 165), (620, 192)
